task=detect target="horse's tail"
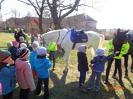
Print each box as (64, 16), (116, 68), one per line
(99, 34), (105, 48)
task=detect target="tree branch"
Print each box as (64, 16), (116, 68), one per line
(17, 0), (31, 5)
(36, 0), (40, 9)
(28, 0), (40, 15)
(59, 0), (80, 22)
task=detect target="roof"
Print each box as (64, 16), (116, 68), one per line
(66, 13), (97, 22)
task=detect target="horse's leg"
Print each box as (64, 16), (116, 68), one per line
(64, 49), (71, 72)
(131, 55), (133, 72)
(123, 54), (128, 77)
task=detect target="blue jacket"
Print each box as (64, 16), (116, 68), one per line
(34, 56), (51, 79)
(91, 54), (114, 72)
(30, 51), (38, 70)
(0, 63), (16, 95)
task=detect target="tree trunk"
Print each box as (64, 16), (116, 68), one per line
(54, 21), (62, 30)
(39, 15), (43, 34)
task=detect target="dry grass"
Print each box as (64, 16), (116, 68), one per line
(0, 33), (133, 99)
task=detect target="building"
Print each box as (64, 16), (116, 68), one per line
(62, 13), (97, 31)
(2, 13), (97, 33)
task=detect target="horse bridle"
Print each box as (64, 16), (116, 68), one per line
(42, 29), (70, 47)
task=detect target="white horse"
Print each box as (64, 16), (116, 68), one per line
(41, 28), (104, 72)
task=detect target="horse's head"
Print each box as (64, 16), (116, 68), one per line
(113, 28), (129, 51)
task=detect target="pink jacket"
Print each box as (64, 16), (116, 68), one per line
(15, 58), (36, 91)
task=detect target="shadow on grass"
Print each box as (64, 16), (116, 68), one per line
(125, 77), (133, 87)
(101, 75), (120, 99)
(49, 72), (122, 99)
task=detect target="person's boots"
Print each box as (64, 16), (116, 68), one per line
(119, 79), (124, 86)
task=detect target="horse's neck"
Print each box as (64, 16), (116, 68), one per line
(45, 29), (68, 45)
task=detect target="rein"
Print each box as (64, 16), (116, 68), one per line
(42, 29), (70, 48)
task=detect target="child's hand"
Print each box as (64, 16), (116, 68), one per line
(108, 49), (114, 52)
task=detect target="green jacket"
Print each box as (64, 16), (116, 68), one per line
(107, 39), (114, 55)
(107, 39), (130, 59)
(47, 42), (57, 51)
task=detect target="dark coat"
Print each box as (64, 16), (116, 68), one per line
(77, 52), (89, 72)
(16, 32), (26, 42)
(8, 46), (18, 61)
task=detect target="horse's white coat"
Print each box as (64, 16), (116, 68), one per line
(41, 29), (104, 71)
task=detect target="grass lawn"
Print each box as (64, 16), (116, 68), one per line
(0, 33), (133, 99)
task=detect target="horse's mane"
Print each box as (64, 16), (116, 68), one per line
(45, 28), (67, 34)
(113, 29), (129, 51)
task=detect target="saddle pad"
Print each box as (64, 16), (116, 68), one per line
(70, 28), (88, 43)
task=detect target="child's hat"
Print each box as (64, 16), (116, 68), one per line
(19, 36), (24, 41)
(0, 50), (11, 62)
(37, 47), (47, 55)
(96, 48), (104, 56)
(12, 41), (19, 46)
(17, 48), (29, 58)
(7, 42), (12, 48)
(78, 45), (86, 52)
(20, 43), (27, 48)
(32, 41), (39, 48)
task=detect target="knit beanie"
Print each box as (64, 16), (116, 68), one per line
(0, 50), (11, 62)
(37, 47), (47, 55)
(20, 43), (27, 48)
(12, 41), (19, 46)
(96, 48), (104, 56)
(17, 48), (29, 58)
(78, 45), (86, 53)
(19, 36), (24, 42)
(7, 42), (12, 48)
(32, 41), (39, 48)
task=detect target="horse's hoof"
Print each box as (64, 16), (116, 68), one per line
(124, 75), (128, 78)
(131, 69), (133, 73)
(63, 69), (68, 73)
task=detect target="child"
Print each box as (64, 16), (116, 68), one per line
(30, 41), (39, 79)
(20, 43), (27, 48)
(15, 48), (36, 99)
(34, 47), (51, 99)
(8, 41), (19, 61)
(0, 50), (16, 99)
(47, 42), (57, 70)
(88, 48), (119, 91)
(19, 36), (29, 47)
(7, 42), (12, 49)
(77, 45), (89, 92)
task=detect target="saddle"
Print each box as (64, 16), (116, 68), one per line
(70, 29), (88, 49)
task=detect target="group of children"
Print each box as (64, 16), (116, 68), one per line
(77, 45), (120, 92)
(0, 29), (124, 98)
(0, 41), (52, 99)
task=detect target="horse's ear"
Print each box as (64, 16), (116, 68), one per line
(124, 29), (129, 34)
(117, 28), (120, 33)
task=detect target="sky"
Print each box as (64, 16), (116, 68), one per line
(1, 0), (133, 29)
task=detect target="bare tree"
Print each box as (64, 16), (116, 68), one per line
(0, 0), (4, 10)
(47, 0), (107, 29)
(18, 0), (47, 34)
(47, 0), (81, 29)
(11, 9), (21, 27)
